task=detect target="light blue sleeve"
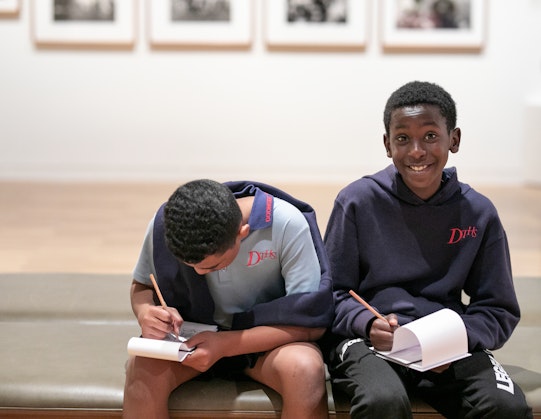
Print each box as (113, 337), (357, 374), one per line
(273, 199), (321, 295)
(132, 216), (157, 287)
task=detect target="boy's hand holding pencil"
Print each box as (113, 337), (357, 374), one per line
(349, 289), (398, 351)
(348, 290), (390, 324)
(146, 274), (182, 340)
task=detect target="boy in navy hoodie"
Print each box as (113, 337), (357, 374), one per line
(324, 81), (532, 418)
(123, 179), (333, 419)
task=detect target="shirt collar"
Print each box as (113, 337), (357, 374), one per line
(247, 188), (274, 231)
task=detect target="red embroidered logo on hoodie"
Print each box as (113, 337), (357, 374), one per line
(447, 226), (478, 244)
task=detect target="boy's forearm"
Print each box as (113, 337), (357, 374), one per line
(218, 325), (326, 358)
(130, 280), (155, 321)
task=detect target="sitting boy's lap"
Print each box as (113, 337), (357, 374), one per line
(250, 342), (324, 375)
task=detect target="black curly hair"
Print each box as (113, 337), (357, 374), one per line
(163, 179), (242, 264)
(383, 81), (457, 135)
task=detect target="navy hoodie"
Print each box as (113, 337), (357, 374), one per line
(325, 165), (520, 351)
(153, 181), (334, 331)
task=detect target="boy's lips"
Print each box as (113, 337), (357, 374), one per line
(408, 164), (430, 172)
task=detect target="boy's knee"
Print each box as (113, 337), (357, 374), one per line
(124, 356), (177, 399)
(344, 374), (411, 419)
(289, 351), (326, 387)
(477, 393), (532, 419)
(276, 347), (327, 403)
(124, 357), (153, 401)
(297, 349), (325, 371)
(350, 388), (411, 419)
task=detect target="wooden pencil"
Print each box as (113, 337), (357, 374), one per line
(150, 273), (179, 340)
(149, 273), (167, 309)
(349, 289), (390, 324)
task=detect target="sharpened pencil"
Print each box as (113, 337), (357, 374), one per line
(349, 289), (390, 324)
(150, 273), (179, 340)
(150, 273), (167, 308)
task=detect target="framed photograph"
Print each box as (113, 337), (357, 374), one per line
(147, 0), (252, 49)
(31, 0), (137, 48)
(381, 0), (486, 52)
(264, 0), (369, 51)
(0, 0), (20, 17)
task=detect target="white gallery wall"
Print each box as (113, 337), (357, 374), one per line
(1, 0), (540, 185)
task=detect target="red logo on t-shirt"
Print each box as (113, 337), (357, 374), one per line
(246, 250), (277, 266)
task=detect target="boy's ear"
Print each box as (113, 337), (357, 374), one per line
(450, 128), (461, 153)
(383, 134), (392, 157)
(239, 223), (250, 239)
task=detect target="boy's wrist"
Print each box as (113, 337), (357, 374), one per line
(351, 309), (375, 339)
(365, 317), (377, 338)
(135, 302), (153, 326)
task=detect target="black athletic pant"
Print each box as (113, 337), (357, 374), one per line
(328, 338), (533, 419)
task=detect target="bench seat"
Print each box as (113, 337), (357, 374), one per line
(0, 273), (539, 418)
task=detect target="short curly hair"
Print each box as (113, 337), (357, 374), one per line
(383, 81), (457, 135)
(164, 179), (242, 264)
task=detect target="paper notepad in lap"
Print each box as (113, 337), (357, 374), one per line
(127, 321), (218, 362)
(372, 308), (471, 371)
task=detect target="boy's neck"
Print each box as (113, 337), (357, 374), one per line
(237, 196), (255, 225)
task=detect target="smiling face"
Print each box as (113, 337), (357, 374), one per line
(384, 104), (461, 200)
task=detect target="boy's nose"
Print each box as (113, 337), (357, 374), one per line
(408, 141), (426, 159)
(194, 267), (212, 275)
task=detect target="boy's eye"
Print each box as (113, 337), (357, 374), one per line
(396, 135), (408, 143)
(425, 133), (438, 141)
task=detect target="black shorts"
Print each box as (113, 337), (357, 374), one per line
(196, 352), (263, 381)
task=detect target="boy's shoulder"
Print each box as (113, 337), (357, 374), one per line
(336, 166), (394, 198)
(460, 184), (499, 214)
(272, 197), (309, 226)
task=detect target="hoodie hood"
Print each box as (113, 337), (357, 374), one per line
(365, 164), (467, 206)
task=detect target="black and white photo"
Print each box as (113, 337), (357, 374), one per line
(265, 0), (367, 50)
(171, 0), (231, 22)
(53, 0), (115, 22)
(147, 0), (251, 48)
(32, 0), (135, 47)
(381, 0), (486, 52)
(287, 0), (347, 24)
